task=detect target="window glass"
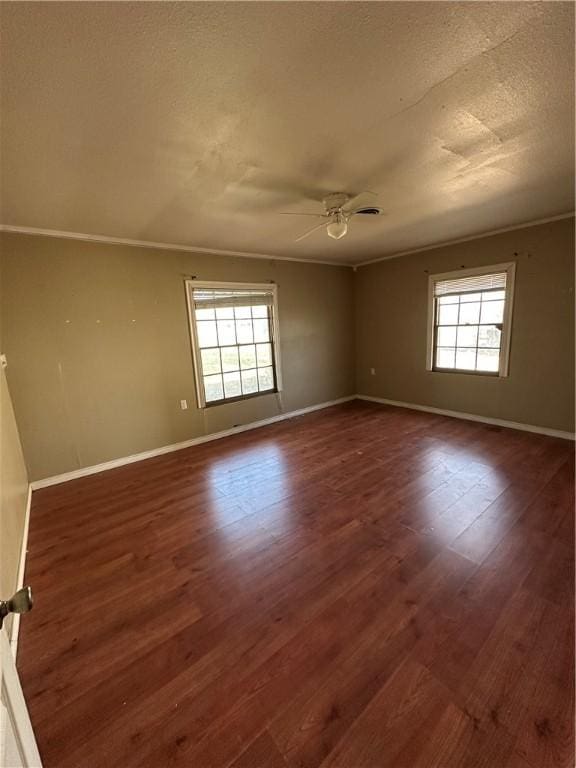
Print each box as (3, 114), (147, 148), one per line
(201, 348), (221, 375)
(190, 289), (279, 404)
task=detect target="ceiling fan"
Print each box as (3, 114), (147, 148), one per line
(278, 192), (383, 242)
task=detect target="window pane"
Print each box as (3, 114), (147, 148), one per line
(253, 319), (270, 343)
(480, 300), (504, 324)
(459, 302), (480, 325)
(241, 369), (258, 395)
(436, 348), (455, 368)
(216, 306), (234, 319)
(221, 346), (239, 372)
(456, 348), (476, 370)
(204, 374), (224, 402)
(437, 326), (456, 346)
(239, 344), (256, 369)
(236, 318), (254, 344)
(234, 306), (252, 319)
(438, 303), (458, 325)
(477, 349), (500, 372)
(217, 319), (236, 345)
(201, 348), (221, 375)
(197, 321), (218, 348)
(256, 343), (272, 367)
(432, 280), (508, 377)
(478, 326), (501, 348)
(483, 290), (505, 301)
(191, 289), (277, 404)
(457, 325), (478, 347)
(258, 366), (274, 391)
(223, 371), (242, 399)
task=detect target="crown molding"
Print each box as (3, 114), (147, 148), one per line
(0, 224), (349, 268)
(1, 211), (573, 269)
(355, 211), (575, 268)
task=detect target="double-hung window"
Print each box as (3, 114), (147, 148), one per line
(186, 281), (282, 407)
(427, 263), (515, 376)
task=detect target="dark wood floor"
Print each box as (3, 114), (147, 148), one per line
(19, 401), (574, 768)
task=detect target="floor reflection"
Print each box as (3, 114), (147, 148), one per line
(207, 441), (291, 537)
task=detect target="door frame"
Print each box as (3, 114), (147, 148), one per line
(1, 630), (42, 767)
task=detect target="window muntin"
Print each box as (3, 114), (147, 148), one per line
(428, 264), (515, 377)
(187, 283), (280, 406)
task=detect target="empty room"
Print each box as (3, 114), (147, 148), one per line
(0, 2), (574, 767)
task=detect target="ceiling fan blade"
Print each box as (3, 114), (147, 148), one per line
(277, 212), (326, 217)
(347, 206), (384, 217)
(343, 190), (378, 212)
(294, 221), (329, 243)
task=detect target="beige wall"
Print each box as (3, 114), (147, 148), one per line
(355, 217), (575, 433)
(0, 233), (355, 481)
(1, 217), (573, 486)
(0, 334), (29, 640)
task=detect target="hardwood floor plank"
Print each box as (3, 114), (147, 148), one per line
(17, 402), (574, 768)
(229, 732), (289, 768)
(268, 550), (475, 768)
(318, 659), (453, 768)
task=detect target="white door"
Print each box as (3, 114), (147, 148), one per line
(0, 629), (42, 768)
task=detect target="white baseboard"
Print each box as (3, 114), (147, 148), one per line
(356, 394), (575, 441)
(30, 396), (356, 490)
(28, 392), (575, 490)
(10, 484), (33, 659)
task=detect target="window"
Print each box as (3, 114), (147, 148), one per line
(186, 281), (282, 407)
(426, 263), (515, 377)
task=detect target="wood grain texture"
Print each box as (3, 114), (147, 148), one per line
(17, 401), (574, 767)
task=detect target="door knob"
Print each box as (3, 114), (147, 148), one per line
(0, 586), (33, 629)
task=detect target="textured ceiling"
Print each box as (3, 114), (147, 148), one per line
(1, 2), (574, 265)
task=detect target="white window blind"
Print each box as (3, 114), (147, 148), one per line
(434, 271), (507, 297)
(193, 287), (275, 309)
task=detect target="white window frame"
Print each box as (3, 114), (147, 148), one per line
(185, 280), (283, 408)
(426, 262), (516, 378)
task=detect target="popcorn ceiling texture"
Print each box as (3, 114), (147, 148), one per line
(1, 2), (574, 265)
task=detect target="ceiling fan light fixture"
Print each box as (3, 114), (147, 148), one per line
(326, 216), (348, 240)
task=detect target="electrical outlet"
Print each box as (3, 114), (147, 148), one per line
(180, 399), (188, 410)
(370, 367), (376, 376)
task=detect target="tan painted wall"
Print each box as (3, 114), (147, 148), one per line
(355, 217), (575, 433)
(0, 233), (355, 481)
(0, 332), (29, 640)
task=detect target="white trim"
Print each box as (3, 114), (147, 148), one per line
(1, 214), (572, 270)
(30, 396), (355, 489)
(184, 280), (282, 408)
(0, 224), (347, 268)
(425, 261), (516, 378)
(1, 631), (43, 767)
(10, 485), (33, 659)
(356, 395), (575, 441)
(356, 212), (575, 267)
(185, 281), (206, 409)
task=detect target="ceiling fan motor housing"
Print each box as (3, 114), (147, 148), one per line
(323, 192), (350, 214)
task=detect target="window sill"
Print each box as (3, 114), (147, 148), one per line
(427, 368), (506, 378)
(203, 388), (278, 408)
